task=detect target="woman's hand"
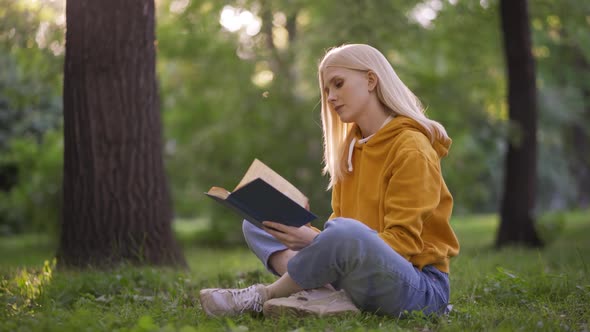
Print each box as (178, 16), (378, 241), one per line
(262, 221), (319, 251)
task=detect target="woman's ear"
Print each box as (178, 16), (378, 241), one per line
(367, 71), (378, 92)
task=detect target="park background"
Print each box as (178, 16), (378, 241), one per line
(0, 0), (589, 331)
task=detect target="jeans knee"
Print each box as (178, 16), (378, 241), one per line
(242, 219), (259, 241)
(320, 218), (375, 243)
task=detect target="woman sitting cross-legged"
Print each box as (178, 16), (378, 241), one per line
(199, 43), (460, 318)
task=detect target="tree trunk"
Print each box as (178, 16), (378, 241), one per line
(57, 0), (186, 268)
(496, 0), (543, 248)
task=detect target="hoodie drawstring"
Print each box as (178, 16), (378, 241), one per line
(347, 137), (356, 172)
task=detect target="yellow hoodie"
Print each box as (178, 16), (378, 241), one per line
(329, 116), (460, 273)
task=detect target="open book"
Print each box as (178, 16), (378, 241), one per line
(205, 159), (317, 229)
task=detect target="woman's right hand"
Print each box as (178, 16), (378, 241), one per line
(262, 221), (319, 251)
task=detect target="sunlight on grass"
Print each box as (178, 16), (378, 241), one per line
(1, 259), (55, 317)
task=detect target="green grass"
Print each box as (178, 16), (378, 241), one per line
(1, 211), (589, 331)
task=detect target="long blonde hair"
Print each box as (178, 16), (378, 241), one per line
(318, 44), (449, 188)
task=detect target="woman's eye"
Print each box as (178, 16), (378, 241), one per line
(335, 80), (343, 88)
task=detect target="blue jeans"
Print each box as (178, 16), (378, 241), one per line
(242, 217), (450, 317)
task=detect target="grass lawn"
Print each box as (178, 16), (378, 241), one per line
(1, 211), (589, 331)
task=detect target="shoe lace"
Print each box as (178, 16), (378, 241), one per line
(230, 285), (263, 313)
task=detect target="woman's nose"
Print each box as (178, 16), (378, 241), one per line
(327, 91), (336, 103)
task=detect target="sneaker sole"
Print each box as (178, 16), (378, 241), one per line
(263, 302), (360, 318)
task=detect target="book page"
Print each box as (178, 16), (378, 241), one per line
(207, 186), (230, 200)
(235, 159), (308, 208)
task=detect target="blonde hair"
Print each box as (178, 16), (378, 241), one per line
(318, 44), (449, 188)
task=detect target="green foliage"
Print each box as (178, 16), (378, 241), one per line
(0, 0), (64, 235)
(531, 0), (590, 209)
(1, 211), (589, 331)
(156, 0), (331, 243)
(0, 0), (64, 149)
(2, 0), (590, 239)
(154, 0), (590, 234)
(0, 130), (63, 235)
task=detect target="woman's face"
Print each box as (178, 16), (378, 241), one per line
(323, 66), (372, 124)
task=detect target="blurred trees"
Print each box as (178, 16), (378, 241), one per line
(57, 0), (186, 267)
(0, 0), (63, 149)
(0, 0), (64, 235)
(531, 0), (590, 208)
(0, 0), (588, 243)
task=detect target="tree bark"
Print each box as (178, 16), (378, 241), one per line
(496, 0), (543, 248)
(57, 0), (186, 267)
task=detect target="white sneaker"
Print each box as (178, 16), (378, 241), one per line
(199, 284), (268, 317)
(263, 288), (360, 318)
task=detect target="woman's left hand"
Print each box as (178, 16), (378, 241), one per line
(262, 221), (319, 251)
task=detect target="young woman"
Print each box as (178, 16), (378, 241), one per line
(200, 44), (460, 317)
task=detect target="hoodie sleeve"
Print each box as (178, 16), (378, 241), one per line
(378, 148), (442, 261)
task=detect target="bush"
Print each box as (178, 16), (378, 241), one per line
(0, 129), (63, 235)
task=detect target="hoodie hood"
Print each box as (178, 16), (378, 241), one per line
(347, 116), (451, 172)
(355, 115), (451, 157)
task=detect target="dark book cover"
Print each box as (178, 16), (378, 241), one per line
(205, 178), (317, 229)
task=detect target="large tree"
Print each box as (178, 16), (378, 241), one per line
(496, 0), (543, 247)
(57, 0), (186, 267)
